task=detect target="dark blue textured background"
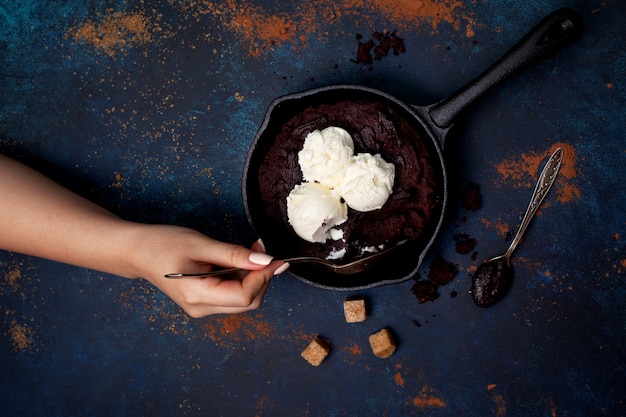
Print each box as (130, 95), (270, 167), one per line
(1, 0), (624, 415)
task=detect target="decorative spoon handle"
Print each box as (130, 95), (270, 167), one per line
(504, 147), (564, 259)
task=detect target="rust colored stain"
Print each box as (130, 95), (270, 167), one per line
(203, 312), (273, 343)
(546, 396), (558, 417)
(68, 11), (156, 57)
(393, 362), (404, 386)
(487, 383), (506, 416)
(3, 267), (22, 291)
(7, 319), (35, 352)
(344, 342), (363, 356)
(180, 0), (320, 57)
(495, 142), (580, 205)
(394, 372), (405, 387)
(231, 8), (308, 57)
(481, 217), (511, 238)
(492, 393), (507, 417)
(70, 1), (477, 58)
(412, 386), (446, 409)
(368, 0), (476, 35)
(341, 342), (363, 366)
(218, 0), (477, 56)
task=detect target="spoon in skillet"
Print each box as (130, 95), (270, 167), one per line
(471, 147), (564, 307)
(164, 242), (403, 278)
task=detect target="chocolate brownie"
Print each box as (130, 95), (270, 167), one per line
(255, 97), (439, 262)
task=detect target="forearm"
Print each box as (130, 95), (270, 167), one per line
(0, 154), (286, 316)
(0, 154), (141, 278)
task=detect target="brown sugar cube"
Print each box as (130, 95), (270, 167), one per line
(368, 328), (396, 359)
(301, 335), (331, 366)
(343, 298), (367, 323)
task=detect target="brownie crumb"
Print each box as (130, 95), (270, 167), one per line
(355, 30), (405, 64)
(411, 279), (439, 303)
(411, 255), (457, 304)
(428, 255), (457, 285)
(462, 181), (482, 211)
(355, 38), (374, 64)
(454, 233), (478, 255)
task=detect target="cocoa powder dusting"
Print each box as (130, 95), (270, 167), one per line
(69, 11), (155, 57)
(341, 343), (364, 366)
(412, 386), (446, 410)
(66, 1), (476, 59)
(495, 143), (579, 204)
(190, 0), (474, 58)
(368, 0), (475, 35)
(4, 268), (22, 291)
(394, 371), (405, 387)
(203, 313), (273, 343)
(8, 320), (35, 352)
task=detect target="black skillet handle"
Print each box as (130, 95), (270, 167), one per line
(428, 8), (583, 130)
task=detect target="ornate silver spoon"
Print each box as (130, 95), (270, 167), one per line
(471, 147), (564, 307)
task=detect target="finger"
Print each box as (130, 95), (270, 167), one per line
(178, 262), (278, 310)
(185, 303), (257, 317)
(198, 239), (273, 270)
(210, 265), (275, 307)
(181, 275), (272, 317)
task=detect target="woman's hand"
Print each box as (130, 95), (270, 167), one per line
(127, 225), (288, 317)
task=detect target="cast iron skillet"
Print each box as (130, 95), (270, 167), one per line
(242, 8), (583, 290)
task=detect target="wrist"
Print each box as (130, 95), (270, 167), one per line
(119, 222), (159, 279)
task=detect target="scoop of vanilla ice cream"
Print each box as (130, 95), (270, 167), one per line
(338, 153), (395, 212)
(298, 126), (354, 188)
(286, 182), (348, 243)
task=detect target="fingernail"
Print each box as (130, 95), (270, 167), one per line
(273, 262), (290, 275)
(255, 238), (266, 252)
(249, 251), (273, 266)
